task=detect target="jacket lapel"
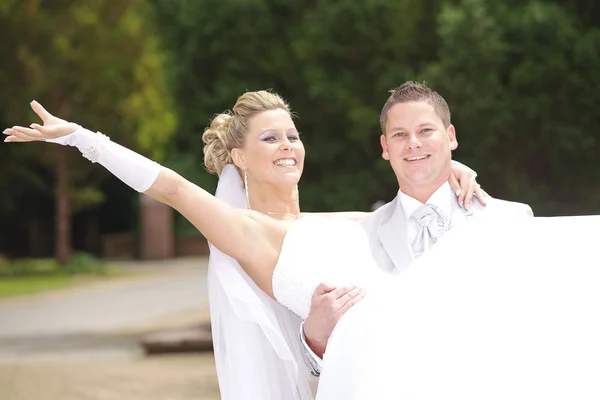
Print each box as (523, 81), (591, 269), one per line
(377, 196), (414, 270)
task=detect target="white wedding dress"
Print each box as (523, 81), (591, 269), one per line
(272, 215), (600, 399)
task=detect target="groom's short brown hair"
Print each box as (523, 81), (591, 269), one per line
(380, 81), (452, 134)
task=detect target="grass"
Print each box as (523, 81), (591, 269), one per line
(0, 253), (129, 299)
(0, 275), (74, 298)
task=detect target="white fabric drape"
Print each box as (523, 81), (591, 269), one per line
(317, 215), (600, 399)
(208, 164), (313, 399)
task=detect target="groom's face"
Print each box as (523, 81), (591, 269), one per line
(380, 101), (458, 192)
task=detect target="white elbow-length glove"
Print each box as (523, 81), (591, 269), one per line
(47, 126), (161, 193)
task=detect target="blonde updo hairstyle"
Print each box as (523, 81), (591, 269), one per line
(203, 90), (292, 176)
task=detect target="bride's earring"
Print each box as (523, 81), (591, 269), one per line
(244, 169), (251, 210)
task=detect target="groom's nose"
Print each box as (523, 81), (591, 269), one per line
(407, 133), (423, 149)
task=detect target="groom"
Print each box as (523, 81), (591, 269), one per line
(301, 81), (534, 376)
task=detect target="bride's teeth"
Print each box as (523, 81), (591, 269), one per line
(274, 159), (296, 167)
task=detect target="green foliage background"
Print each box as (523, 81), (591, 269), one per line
(1, 0), (599, 257)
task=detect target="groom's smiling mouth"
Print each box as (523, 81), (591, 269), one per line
(273, 158), (297, 167)
(404, 155), (430, 162)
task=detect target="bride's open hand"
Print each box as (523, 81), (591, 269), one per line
(3, 101), (79, 143)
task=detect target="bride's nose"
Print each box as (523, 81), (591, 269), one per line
(279, 139), (292, 151)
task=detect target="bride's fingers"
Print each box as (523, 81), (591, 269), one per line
(30, 100), (54, 123)
(474, 185), (488, 206)
(449, 173), (464, 208)
(31, 124), (59, 138)
(7, 128), (40, 141)
(3, 129), (33, 142)
(11, 126), (45, 140)
(30, 123), (53, 135)
(448, 173), (461, 195)
(3, 128), (26, 141)
(4, 135), (29, 143)
(462, 179), (479, 211)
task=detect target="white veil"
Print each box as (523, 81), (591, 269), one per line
(207, 164), (313, 399)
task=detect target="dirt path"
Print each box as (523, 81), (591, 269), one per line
(0, 257), (210, 338)
(0, 354), (220, 400)
(0, 257), (221, 400)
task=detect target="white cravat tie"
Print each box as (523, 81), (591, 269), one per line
(410, 204), (450, 258)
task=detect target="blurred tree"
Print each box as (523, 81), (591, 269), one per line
(4, 0), (598, 259)
(423, 0), (600, 215)
(132, 0), (600, 219)
(0, 0), (177, 264)
(288, 0), (445, 210)
(543, 0), (600, 29)
(149, 0), (444, 212)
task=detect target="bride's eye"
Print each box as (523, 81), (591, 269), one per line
(262, 136), (277, 142)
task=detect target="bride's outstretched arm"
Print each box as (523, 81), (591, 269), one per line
(152, 167), (276, 268)
(4, 101), (277, 277)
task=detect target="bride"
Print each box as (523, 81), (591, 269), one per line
(5, 93), (600, 399)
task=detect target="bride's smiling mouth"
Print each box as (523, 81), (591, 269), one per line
(273, 158), (297, 167)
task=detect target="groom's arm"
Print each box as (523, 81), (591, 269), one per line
(300, 322), (324, 376)
(300, 283), (366, 376)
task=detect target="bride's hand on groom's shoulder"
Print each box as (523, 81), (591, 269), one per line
(304, 282), (366, 358)
(449, 169), (489, 209)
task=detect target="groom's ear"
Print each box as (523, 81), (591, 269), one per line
(447, 125), (458, 151)
(231, 148), (246, 170)
(380, 134), (390, 160)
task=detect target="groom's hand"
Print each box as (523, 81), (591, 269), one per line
(304, 282), (366, 358)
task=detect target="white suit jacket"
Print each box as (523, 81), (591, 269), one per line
(302, 194), (533, 380)
(360, 195), (534, 275)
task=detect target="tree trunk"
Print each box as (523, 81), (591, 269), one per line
(85, 214), (100, 254)
(55, 146), (71, 266)
(28, 218), (40, 257)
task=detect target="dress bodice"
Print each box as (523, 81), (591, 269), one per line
(272, 216), (387, 319)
